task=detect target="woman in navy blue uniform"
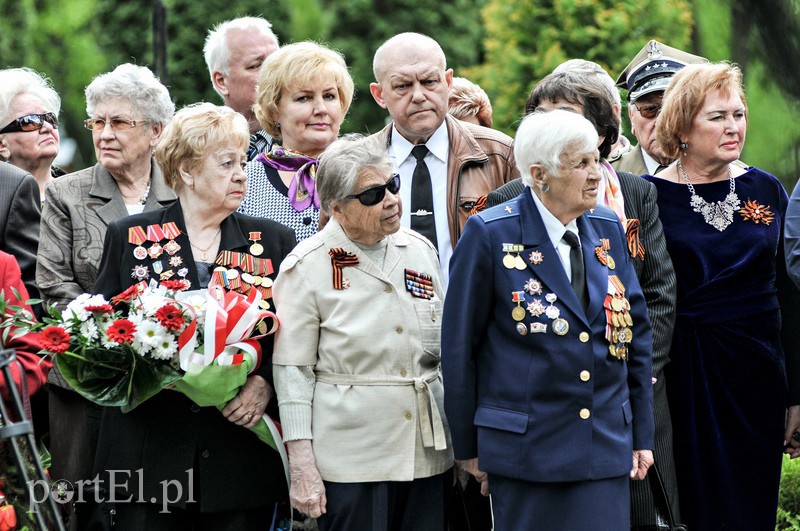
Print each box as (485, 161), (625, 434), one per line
(442, 109), (654, 530)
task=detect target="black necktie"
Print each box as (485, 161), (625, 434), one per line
(654, 163), (669, 174)
(562, 231), (587, 310)
(410, 145), (437, 248)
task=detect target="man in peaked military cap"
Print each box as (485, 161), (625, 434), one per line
(612, 40), (707, 176)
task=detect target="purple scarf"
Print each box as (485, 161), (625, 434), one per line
(257, 147), (320, 212)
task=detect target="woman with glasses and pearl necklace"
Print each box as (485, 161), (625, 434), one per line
(35, 63), (177, 530)
(645, 61), (800, 530)
(272, 134), (453, 530)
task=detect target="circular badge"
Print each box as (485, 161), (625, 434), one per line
(241, 272), (255, 284)
(514, 255), (527, 270)
(552, 318), (569, 336)
(250, 243), (264, 256)
(607, 255), (616, 270)
(516, 322), (528, 335)
(503, 254), (516, 269)
(133, 246), (148, 260)
(512, 306), (526, 321)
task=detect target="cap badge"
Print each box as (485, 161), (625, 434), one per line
(647, 40), (663, 59)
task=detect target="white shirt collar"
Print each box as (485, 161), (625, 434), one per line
(641, 148), (671, 175)
(529, 188), (579, 249)
(389, 121), (449, 164)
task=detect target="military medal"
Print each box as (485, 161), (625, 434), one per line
(524, 278), (542, 296)
(604, 275), (632, 360)
(511, 244), (526, 270)
(152, 261), (164, 275)
(148, 242), (163, 259)
(249, 231), (264, 256)
(164, 239), (181, 256)
(607, 255), (616, 270)
(511, 291), (526, 321)
(502, 244), (516, 269)
(530, 322), (547, 334)
(405, 269), (435, 299)
(544, 293), (559, 319)
(169, 256), (183, 268)
(527, 299), (545, 317)
(130, 264), (149, 280)
(529, 250), (544, 265)
(516, 322), (528, 336)
(162, 223), (182, 256)
(552, 318), (569, 336)
(128, 226), (148, 260)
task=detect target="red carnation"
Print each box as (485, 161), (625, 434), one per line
(40, 326), (71, 354)
(160, 279), (189, 292)
(84, 304), (113, 314)
(111, 282), (147, 305)
(105, 319), (137, 344)
(156, 304), (186, 331)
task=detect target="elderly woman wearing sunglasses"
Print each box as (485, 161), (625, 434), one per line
(0, 68), (64, 203)
(35, 63), (176, 530)
(272, 134), (454, 530)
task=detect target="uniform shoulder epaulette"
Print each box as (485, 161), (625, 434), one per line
(280, 235), (324, 271)
(478, 199), (521, 223)
(586, 204), (619, 223)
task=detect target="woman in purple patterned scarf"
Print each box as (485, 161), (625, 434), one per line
(238, 41), (354, 242)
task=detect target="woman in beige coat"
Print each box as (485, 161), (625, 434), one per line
(272, 134), (453, 530)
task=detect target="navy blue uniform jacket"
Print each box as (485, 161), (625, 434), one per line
(442, 190), (654, 483)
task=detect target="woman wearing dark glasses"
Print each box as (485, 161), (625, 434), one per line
(272, 134), (453, 530)
(35, 63), (176, 530)
(0, 67), (64, 203)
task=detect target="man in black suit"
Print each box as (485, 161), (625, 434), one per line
(0, 161), (41, 304)
(486, 68), (680, 528)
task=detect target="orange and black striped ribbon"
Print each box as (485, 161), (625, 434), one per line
(329, 248), (359, 290)
(469, 195), (488, 216)
(624, 218), (645, 260)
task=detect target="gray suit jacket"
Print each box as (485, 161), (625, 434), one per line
(0, 162), (41, 302)
(486, 173), (680, 525)
(36, 161), (176, 309)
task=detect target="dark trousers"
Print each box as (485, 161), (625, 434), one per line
(92, 501), (278, 531)
(317, 471), (449, 531)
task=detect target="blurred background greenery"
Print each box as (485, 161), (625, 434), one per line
(1, 0), (798, 187)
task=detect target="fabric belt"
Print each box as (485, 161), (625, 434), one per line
(315, 369), (447, 451)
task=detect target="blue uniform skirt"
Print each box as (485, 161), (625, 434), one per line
(491, 474), (630, 531)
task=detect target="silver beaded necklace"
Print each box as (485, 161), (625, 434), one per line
(678, 161), (740, 232)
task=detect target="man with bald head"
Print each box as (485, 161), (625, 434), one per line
(204, 16), (279, 160)
(369, 32), (518, 291)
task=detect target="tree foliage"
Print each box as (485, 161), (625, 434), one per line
(469, 0), (693, 134)
(323, 0), (488, 135)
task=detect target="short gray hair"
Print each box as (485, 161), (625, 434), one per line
(85, 63), (175, 126)
(0, 67), (61, 125)
(515, 110), (598, 188)
(204, 16), (278, 96)
(554, 59), (621, 106)
(316, 134), (391, 215)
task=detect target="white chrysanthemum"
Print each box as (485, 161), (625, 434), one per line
(101, 333), (119, 349)
(79, 320), (99, 343)
(83, 294), (110, 307)
(63, 293), (93, 322)
(135, 320), (168, 348)
(136, 292), (173, 317)
(151, 336), (178, 360)
(181, 295), (207, 322)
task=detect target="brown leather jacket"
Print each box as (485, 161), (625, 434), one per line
(373, 115), (519, 245)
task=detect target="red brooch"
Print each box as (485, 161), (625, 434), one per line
(738, 200), (774, 225)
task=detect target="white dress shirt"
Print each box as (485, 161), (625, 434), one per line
(389, 122), (453, 290)
(530, 188), (580, 281)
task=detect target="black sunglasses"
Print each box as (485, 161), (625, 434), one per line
(633, 102), (661, 120)
(345, 174), (401, 206)
(0, 112), (58, 134)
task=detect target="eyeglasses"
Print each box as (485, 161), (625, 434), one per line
(632, 102), (662, 120)
(0, 112), (58, 134)
(345, 174), (401, 206)
(84, 117), (150, 132)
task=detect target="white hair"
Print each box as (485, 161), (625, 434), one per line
(204, 16), (279, 97)
(514, 110), (598, 188)
(85, 63), (174, 126)
(0, 67), (61, 125)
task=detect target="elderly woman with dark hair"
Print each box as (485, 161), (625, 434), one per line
(650, 62), (800, 530)
(239, 41), (355, 242)
(92, 102), (295, 529)
(272, 134), (453, 530)
(443, 109), (654, 530)
(34, 63), (177, 528)
(0, 67), (64, 202)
